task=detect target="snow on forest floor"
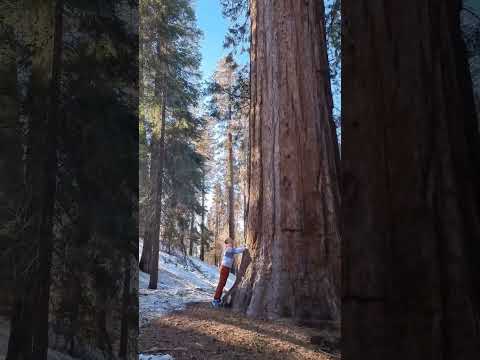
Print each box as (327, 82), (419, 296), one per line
(138, 240), (341, 360)
(138, 239), (235, 327)
(138, 239), (237, 359)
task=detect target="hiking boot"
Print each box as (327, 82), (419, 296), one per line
(211, 299), (221, 308)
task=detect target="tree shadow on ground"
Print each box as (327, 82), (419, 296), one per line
(139, 302), (339, 360)
(181, 303), (337, 349)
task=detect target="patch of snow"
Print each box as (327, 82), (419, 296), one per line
(139, 354), (174, 360)
(139, 239), (235, 326)
(47, 350), (78, 360)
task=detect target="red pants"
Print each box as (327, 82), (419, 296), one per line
(214, 265), (230, 300)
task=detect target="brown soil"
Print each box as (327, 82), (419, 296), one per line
(139, 302), (341, 360)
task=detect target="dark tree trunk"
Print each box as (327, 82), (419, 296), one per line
(139, 121), (156, 273)
(232, 0), (341, 321)
(188, 212), (194, 256)
(139, 232), (152, 273)
(0, 0), (21, 312)
(147, 78), (167, 289)
(119, 255), (131, 359)
(342, 1), (480, 359)
(7, 1), (63, 359)
(94, 271), (112, 354)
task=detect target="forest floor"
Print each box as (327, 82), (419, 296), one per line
(139, 302), (341, 360)
(138, 239), (234, 326)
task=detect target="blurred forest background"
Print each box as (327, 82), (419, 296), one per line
(0, 1), (138, 359)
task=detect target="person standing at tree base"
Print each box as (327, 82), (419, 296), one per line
(211, 238), (246, 307)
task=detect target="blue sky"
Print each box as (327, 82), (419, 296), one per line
(194, 0), (340, 114)
(195, 0), (230, 83)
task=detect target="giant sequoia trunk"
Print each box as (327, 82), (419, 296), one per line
(342, 1), (480, 359)
(232, 0), (341, 321)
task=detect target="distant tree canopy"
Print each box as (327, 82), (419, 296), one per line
(139, 0), (206, 272)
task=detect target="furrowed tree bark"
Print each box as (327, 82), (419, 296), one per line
(342, 1), (480, 359)
(0, 0), (21, 326)
(232, 0), (341, 321)
(147, 78), (167, 289)
(7, 1), (63, 359)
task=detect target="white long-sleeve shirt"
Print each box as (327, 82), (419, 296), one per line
(221, 245), (246, 268)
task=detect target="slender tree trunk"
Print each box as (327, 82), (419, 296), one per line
(188, 212), (194, 256)
(199, 169), (206, 261)
(342, 1), (480, 359)
(227, 130), (236, 274)
(227, 126), (235, 241)
(148, 79), (167, 289)
(214, 205), (220, 266)
(139, 233), (151, 273)
(7, 2), (63, 359)
(232, 0), (341, 321)
(139, 121), (155, 273)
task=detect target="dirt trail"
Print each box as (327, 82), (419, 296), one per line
(139, 302), (340, 360)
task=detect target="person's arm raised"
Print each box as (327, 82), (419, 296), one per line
(232, 245), (246, 254)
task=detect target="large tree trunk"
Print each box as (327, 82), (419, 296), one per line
(147, 79), (167, 289)
(7, 1), (63, 359)
(0, 0), (21, 312)
(232, 0), (341, 321)
(94, 269), (112, 354)
(342, 1), (480, 359)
